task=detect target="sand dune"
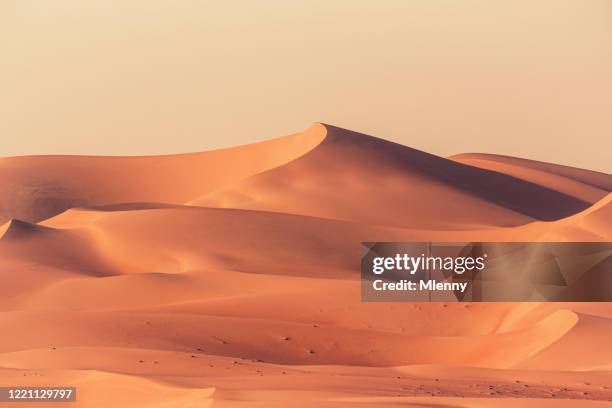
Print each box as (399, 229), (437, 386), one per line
(0, 124), (611, 407)
(192, 124), (591, 229)
(0, 124), (325, 224)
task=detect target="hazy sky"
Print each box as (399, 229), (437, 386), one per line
(1, 0), (611, 172)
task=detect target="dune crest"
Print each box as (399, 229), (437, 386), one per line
(192, 124), (592, 228)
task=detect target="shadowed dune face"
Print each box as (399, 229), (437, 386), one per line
(540, 194), (612, 241)
(451, 153), (612, 204)
(0, 124), (611, 407)
(451, 153), (612, 192)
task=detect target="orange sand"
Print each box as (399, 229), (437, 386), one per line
(0, 124), (610, 407)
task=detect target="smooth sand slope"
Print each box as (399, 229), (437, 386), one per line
(0, 124), (611, 407)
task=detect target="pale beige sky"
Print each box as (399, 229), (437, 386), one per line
(1, 0), (610, 172)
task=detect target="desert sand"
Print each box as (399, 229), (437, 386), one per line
(0, 124), (611, 407)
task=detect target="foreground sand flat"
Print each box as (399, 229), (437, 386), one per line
(0, 124), (611, 407)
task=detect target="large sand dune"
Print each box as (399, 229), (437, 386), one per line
(191, 125), (592, 228)
(0, 124), (611, 407)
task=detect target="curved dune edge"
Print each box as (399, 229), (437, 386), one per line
(537, 193), (612, 241)
(516, 312), (612, 371)
(492, 303), (612, 371)
(0, 123), (327, 224)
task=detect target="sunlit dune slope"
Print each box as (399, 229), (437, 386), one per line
(0, 124), (326, 224)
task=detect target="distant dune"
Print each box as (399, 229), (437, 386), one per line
(451, 153), (612, 204)
(0, 124), (611, 407)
